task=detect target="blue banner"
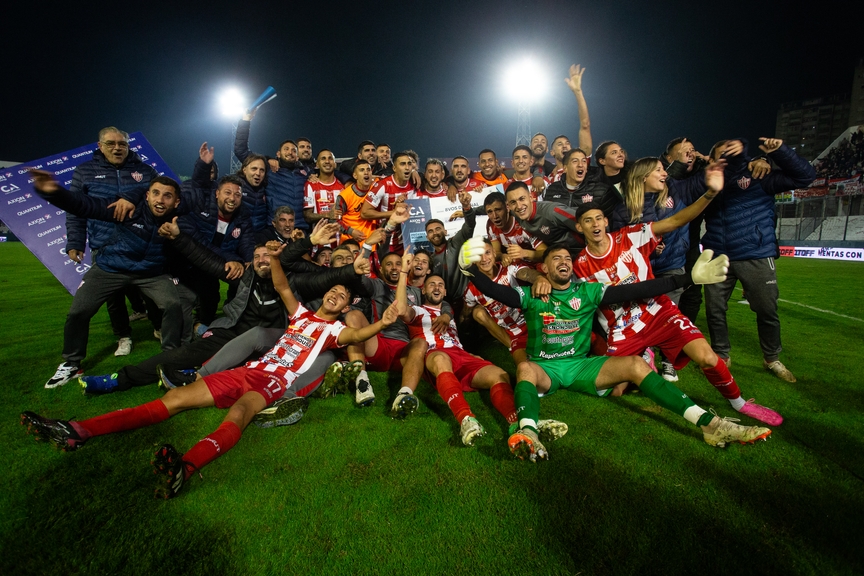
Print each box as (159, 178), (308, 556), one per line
(0, 133), (177, 294)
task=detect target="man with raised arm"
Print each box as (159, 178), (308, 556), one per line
(459, 237), (772, 462)
(21, 238), (402, 499)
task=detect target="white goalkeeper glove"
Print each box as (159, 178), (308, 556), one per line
(458, 237), (486, 277)
(691, 249), (729, 285)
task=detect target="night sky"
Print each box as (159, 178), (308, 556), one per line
(3, 0), (860, 171)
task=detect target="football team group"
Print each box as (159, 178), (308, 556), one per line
(20, 65), (815, 498)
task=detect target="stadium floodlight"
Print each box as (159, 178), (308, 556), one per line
(218, 87), (247, 119)
(502, 57), (549, 145)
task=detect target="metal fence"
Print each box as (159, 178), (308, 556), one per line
(776, 195), (864, 242)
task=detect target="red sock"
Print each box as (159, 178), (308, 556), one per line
(74, 400), (169, 438)
(182, 421), (242, 479)
(702, 360), (742, 400)
(489, 382), (517, 423)
(436, 372), (473, 423)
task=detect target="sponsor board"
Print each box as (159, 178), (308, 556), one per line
(779, 246), (864, 261)
(0, 133), (178, 294)
(401, 185), (500, 253)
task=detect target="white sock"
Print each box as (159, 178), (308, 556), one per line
(519, 418), (538, 431)
(398, 386), (413, 395)
(729, 397), (746, 411)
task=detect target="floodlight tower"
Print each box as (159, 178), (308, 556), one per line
(218, 88), (247, 174)
(504, 58), (548, 146)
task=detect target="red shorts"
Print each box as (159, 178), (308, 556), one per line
(202, 367), (289, 409)
(426, 347), (492, 392)
(506, 328), (527, 353)
(366, 335), (409, 372)
(606, 309), (703, 370)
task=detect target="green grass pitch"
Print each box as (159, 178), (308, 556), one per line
(1, 243), (862, 575)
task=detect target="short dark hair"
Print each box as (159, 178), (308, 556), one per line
(296, 137), (311, 145)
(574, 201), (603, 222)
(532, 132), (547, 140)
(341, 239), (361, 250)
(479, 148), (497, 158)
(551, 135), (569, 147)
(216, 174), (244, 190)
(483, 191), (506, 208)
(505, 181), (530, 195)
(316, 148), (333, 159)
(425, 218), (445, 230)
(595, 141), (619, 161)
(381, 252), (402, 265)
(357, 140), (375, 154)
(512, 145), (532, 157)
(279, 139), (297, 149)
(376, 143), (390, 149)
(150, 176), (181, 197)
(413, 249), (432, 261)
(352, 159), (371, 173)
(392, 151), (411, 165)
(562, 148), (587, 164)
(540, 242), (572, 262)
(665, 137), (686, 158)
(452, 155), (469, 164)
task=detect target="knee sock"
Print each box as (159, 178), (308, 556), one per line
(514, 380), (540, 433)
(489, 382), (518, 424)
(73, 399), (169, 438)
(702, 360), (743, 405)
(436, 372), (473, 423)
(638, 372), (714, 427)
(182, 421), (242, 479)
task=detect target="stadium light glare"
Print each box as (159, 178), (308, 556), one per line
(502, 57), (548, 103)
(218, 87), (247, 119)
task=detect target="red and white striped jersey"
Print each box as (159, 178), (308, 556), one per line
(572, 223), (672, 342)
(486, 217), (543, 252)
(456, 178), (486, 194)
(411, 184), (448, 198)
(464, 264), (527, 334)
(407, 305), (461, 351)
(246, 304), (346, 383)
(365, 175), (415, 213)
(304, 178), (344, 214)
(549, 167), (565, 183)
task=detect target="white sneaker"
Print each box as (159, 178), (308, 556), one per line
(459, 416), (485, 446)
(764, 360), (796, 383)
(114, 337), (133, 357)
(702, 410), (772, 447)
(537, 419), (569, 442)
(45, 362), (83, 389)
(354, 374), (375, 407)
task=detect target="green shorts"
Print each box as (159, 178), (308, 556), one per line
(534, 355), (611, 397)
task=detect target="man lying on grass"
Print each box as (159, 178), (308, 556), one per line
(460, 238), (772, 462)
(21, 238), (402, 498)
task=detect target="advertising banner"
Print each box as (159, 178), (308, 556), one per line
(0, 133), (177, 294)
(400, 185), (501, 253)
(779, 245), (864, 261)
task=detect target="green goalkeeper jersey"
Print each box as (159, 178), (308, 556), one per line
(514, 281), (606, 361)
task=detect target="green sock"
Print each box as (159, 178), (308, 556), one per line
(639, 372), (698, 419)
(514, 381), (540, 433)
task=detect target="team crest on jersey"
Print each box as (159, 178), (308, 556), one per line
(665, 197), (674, 208)
(232, 228), (241, 238)
(569, 297), (581, 310)
(131, 171), (143, 182)
(621, 251), (633, 263)
(408, 294), (417, 304)
(582, 194), (593, 203)
(540, 225), (550, 235)
(737, 176), (751, 189)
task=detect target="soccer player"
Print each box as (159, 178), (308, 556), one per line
(505, 181), (584, 254)
(396, 256), (564, 447)
(303, 149), (344, 247)
(508, 145), (545, 200)
(412, 159), (449, 198)
(336, 160), (378, 244)
(463, 239), (545, 366)
(460, 238), (773, 462)
(573, 194), (782, 425)
(406, 249), (432, 288)
(361, 152), (416, 252)
(484, 191), (544, 267)
(543, 149), (621, 214)
(425, 190), (476, 306)
(21, 240), (402, 499)
(473, 149), (509, 187)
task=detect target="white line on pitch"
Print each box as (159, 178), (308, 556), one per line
(733, 287), (864, 323)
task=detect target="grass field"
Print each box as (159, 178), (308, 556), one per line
(1, 242), (862, 576)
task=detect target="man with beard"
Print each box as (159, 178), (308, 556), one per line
(424, 190), (476, 307)
(507, 145), (545, 200)
(303, 150), (344, 247)
(445, 155), (486, 202)
(256, 206), (305, 246)
(543, 149), (621, 215)
(413, 159), (449, 198)
(460, 238), (773, 462)
(362, 152), (416, 253)
(78, 222), (367, 395)
(297, 137), (314, 170)
(338, 140), (381, 176)
(235, 110), (311, 232)
(32, 170), (184, 389)
(484, 191), (543, 267)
